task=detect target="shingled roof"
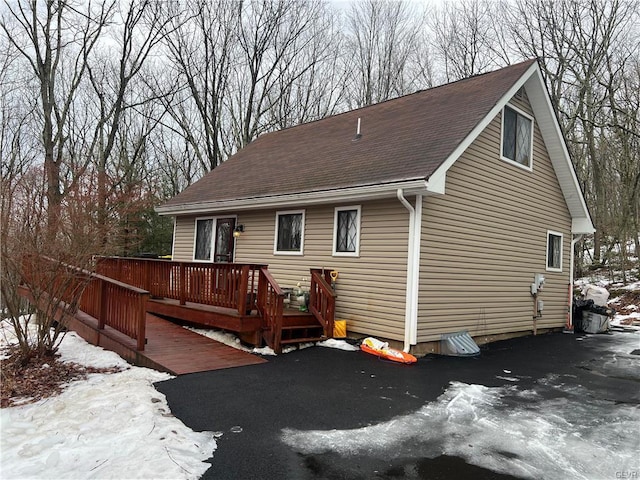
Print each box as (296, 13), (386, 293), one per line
(160, 60), (538, 212)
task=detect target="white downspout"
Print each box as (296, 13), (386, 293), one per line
(397, 189), (420, 352)
(568, 234), (583, 331)
(170, 217), (177, 259)
(412, 195), (422, 345)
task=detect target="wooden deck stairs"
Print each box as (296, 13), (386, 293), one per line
(279, 310), (326, 346)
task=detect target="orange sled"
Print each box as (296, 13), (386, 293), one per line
(360, 337), (417, 364)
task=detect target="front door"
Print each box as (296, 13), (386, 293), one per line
(214, 217), (235, 263)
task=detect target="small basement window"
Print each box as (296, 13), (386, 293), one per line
(501, 105), (533, 169)
(274, 210), (304, 254)
(546, 231), (563, 272)
(333, 206), (361, 256)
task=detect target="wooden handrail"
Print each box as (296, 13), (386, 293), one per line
(22, 255), (149, 351)
(95, 256), (266, 316)
(309, 269), (336, 339)
(257, 267), (284, 353)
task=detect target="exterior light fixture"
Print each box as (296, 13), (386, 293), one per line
(233, 224), (244, 238)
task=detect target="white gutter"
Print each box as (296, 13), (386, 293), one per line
(397, 189), (421, 352)
(156, 179), (431, 216)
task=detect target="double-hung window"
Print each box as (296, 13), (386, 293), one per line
(274, 210), (304, 254)
(333, 206), (361, 256)
(546, 231), (563, 272)
(501, 105), (533, 169)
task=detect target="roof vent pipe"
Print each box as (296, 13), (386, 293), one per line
(353, 118), (362, 141)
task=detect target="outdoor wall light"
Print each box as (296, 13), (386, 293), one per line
(233, 224), (244, 238)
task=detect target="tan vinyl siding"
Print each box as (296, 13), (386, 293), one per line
(236, 200), (409, 340)
(173, 201), (410, 340)
(418, 92), (572, 342)
(173, 215), (198, 261)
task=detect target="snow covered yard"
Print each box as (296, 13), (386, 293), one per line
(1, 331), (217, 480)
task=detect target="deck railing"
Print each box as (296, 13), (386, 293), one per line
(22, 255), (149, 350)
(256, 267), (284, 353)
(96, 257), (264, 316)
(309, 269), (336, 338)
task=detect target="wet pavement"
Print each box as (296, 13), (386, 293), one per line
(155, 330), (640, 479)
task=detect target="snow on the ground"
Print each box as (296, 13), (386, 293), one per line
(317, 338), (359, 351)
(187, 326), (357, 354)
(282, 332), (640, 480)
(251, 342), (316, 355)
(1, 329), (217, 480)
(185, 326), (252, 352)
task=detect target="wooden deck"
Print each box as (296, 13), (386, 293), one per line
(20, 257), (335, 371)
(142, 314), (267, 375)
(147, 297), (264, 346)
(19, 284), (268, 375)
(64, 309), (268, 375)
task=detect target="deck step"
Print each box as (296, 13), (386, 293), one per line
(281, 336), (327, 345)
(282, 324), (323, 330)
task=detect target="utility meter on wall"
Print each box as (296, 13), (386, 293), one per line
(531, 274), (545, 295)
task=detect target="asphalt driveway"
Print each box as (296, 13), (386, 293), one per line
(155, 330), (640, 479)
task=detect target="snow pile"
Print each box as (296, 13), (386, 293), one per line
(282, 333), (640, 480)
(185, 326), (252, 352)
(1, 331), (217, 479)
(187, 326), (350, 355)
(317, 338), (359, 351)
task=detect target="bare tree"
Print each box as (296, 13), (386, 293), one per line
(1, 0), (116, 233)
(265, 2), (347, 130)
(229, 0), (335, 148)
(83, 0), (174, 247)
(507, 0), (640, 274)
(430, 0), (507, 82)
(343, 0), (426, 107)
(161, 0), (237, 172)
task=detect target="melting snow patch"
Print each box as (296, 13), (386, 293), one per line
(252, 346), (277, 356)
(185, 326), (252, 352)
(282, 377), (640, 480)
(317, 339), (359, 351)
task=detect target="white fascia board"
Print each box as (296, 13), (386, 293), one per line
(156, 179), (431, 216)
(427, 62), (594, 234)
(428, 62), (539, 186)
(572, 217), (596, 235)
(525, 69), (594, 233)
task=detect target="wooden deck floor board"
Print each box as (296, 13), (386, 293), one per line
(141, 314), (267, 375)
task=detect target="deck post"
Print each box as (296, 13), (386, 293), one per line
(98, 279), (107, 330)
(137, 293), (148, 351)
(179, 262), (186, 305)
(144, 259), (151, 293)
(237, 265), (249, 315)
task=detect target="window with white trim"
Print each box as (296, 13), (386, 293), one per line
(274, 210), (304, 254)
(546, 231), (563, 271)
(333, 206), (361, 256)
(194, 218), (213, 261)
(501, 105), (533, 169)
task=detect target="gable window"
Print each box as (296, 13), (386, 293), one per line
(546, 231), (563, 272)
(502, 105), (533, 169)
(333, 206), (361, 256)
(194, 218), (213, 261)
(275, 210), (304, 254)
